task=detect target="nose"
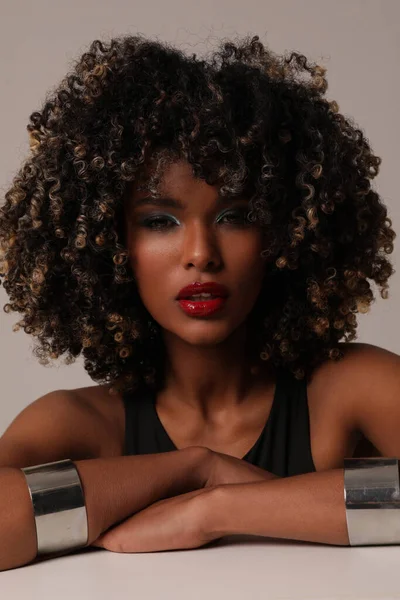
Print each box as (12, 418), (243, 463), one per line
(181, 222), (222, 272)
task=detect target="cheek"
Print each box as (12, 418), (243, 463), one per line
(226, 235), (265, 279)
(128, 236), (176, 290)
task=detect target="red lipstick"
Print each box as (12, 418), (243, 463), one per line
(176, 282), (229, 317)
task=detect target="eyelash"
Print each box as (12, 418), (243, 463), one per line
(141, 210), (251, 231)
(141, 215), (178, 231)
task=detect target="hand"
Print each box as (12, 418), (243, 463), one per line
(205, 450), (279, 488)
(91, 449), (278, 554)
(92, 486), (218, 553)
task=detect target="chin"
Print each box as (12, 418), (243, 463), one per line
(169, 319), (243, 347)
(181, 334), (229, 348)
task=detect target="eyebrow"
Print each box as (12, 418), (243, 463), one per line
(132, 194), (248, 209)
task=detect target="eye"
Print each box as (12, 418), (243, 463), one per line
(140, 214), (179, 231)
(216, 208), (252, 226)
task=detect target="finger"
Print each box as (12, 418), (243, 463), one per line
(100, 510), (177, 553)
(91, 536), (106, 548)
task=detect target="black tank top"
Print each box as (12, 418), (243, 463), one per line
(122, 369), (316, 477)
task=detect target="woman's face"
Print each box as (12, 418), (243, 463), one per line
(125, 159), (265, 347)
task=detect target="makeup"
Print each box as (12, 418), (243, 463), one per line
(176, 282), (229, 317)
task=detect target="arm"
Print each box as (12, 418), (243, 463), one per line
(0, 390), (210, 571)
(207, 468), (348, 545)
(0, 446), (208, 571)
(207, 344), (400, 547)
(76, 447), (208, 543)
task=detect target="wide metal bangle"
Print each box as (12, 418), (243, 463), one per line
(344, 457), (400, 546)
(21, 459), (88, 556)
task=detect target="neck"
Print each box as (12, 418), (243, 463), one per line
(160, 325), (267, 417)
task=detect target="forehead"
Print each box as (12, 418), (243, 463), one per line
(156, 160), (200, 191)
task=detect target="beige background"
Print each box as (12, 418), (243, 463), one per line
(0, 0), (399, 435)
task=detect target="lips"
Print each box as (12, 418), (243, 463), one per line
(176, 282), (229, 300)
(176, 282), (229, 317)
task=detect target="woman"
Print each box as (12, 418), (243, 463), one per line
(0, 33), (399, 571)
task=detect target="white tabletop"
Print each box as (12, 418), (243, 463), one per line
(2, 535), (400, 600)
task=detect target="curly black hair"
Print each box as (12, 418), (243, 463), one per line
(0, 33), (395, 393)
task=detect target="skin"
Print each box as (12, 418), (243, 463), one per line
(2, 158), (399, 559)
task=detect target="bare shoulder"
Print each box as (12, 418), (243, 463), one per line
(56, 383), (126, 457)
(307, 342), (400, 467)
(73, 384), (125, 439)
(310, 342), (400, 404)
(0, 384), (125, 468)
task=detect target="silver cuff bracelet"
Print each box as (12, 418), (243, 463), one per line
(21, 459), (88, 556)
(344, 457), (400, 546)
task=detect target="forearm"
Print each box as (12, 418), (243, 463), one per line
(0, 446), (208, 571)
(76, 446), (208, 543)
(209, 468), (349, 546)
